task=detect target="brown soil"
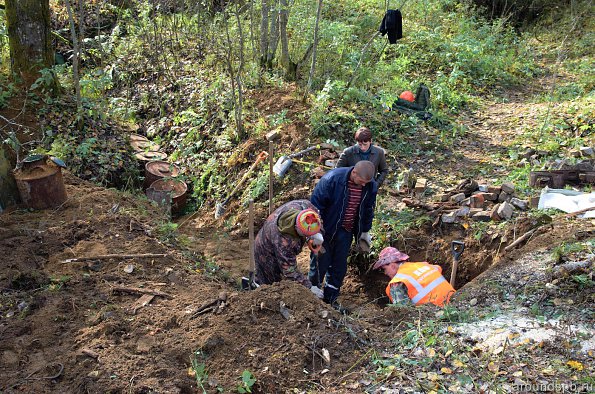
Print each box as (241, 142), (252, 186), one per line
(2, 170), (592, 392)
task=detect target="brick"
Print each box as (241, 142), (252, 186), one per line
(510, 197), (528, 211)
(470, 194), (485, 209)
(529, 196), (540, 208)
(497, 201), (514, 220)
(487, 186), (501, 194)
(415, 178), (428, 192)
(482, 192), (499, 201)
(501, 182), (515, 194)
(450, 192), (466, 203)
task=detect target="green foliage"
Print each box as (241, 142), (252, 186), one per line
(373, 206), (431, 246)
(0, 77), (15, 109)
(49, 125), (140, 189)
(157, 221), (179, 243)
(551, 239), (594, 264)
(236, 370), (256, 393)
(47, 275), (71, 292)
(190, 350), (209, 394)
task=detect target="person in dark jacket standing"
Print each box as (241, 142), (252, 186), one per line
(254, 199), (325, 298)
(309, 161), (378, 306)
(336, 127), (389, 186)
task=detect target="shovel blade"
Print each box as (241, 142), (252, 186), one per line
(273, 156), (292, 178)
(214, 202), (226, 219)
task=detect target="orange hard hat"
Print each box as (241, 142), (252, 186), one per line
(399, 90), (415, 102)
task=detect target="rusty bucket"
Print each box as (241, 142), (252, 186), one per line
(14, 156), (67, 209)
(147, 178), (188, 215)
(143, 161), (181, 191)
(131, 139), (160, 153)
(135, 151), (168, 171)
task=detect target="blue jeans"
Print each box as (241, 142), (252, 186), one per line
(309, 227), (353, 302)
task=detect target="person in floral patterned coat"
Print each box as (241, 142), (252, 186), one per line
(254, 199), (325, 298)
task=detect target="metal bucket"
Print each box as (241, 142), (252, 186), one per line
(14, 157), (67, 209)
(143, 161), (181, 190)
(147, 178), (188, 214)
(135, 151), (168, 171)
(131, 139), (160, 152)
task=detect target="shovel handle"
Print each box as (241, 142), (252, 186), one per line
(222, 151), (269, 205)
(451, 240), (465, 261)
(449, 240), (464, 288)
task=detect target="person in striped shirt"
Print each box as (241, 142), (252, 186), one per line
(309, 161), (378, 310)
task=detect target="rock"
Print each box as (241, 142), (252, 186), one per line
(438, 193), (450, 202)
(580, 146), (594, 158)
(522, 148), (536, 159)
(482, 192), (499, 201)
(501, 182), (515, 194)
(498, 191), (511, 203)
(469, 298), (478, 306)
(487, 185), (501, 194)
(490, 204), (501, 221)
(450, 192), (466, 203)
(441, 212), (458, 224)
(265, 129), (280, 141)
(497, 201), (514, 220)
(478, 184), (488, 192)
(510, 197), (528, 211)
(472, 211), (492, 222)
(454, 206), (471, 217)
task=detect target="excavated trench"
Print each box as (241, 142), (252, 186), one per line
(344, 224), (501, 306)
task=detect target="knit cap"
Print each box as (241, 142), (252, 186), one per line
(295, 209), (321, 237)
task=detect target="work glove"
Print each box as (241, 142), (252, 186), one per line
(358, 232), (372, 252)
(307, 233), (324, 254)
(310, 285), (324, 299)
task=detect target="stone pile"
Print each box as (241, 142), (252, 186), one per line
(436, 179), (529, 224)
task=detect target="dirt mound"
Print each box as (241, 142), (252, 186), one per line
(0, 173), (371, 393)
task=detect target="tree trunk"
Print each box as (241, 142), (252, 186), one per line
(5, 0), (53, 88)
(259, 0), (269, 68)
(0, 145), (19, 210)
(279, 0), (289, 65)
(265, 1), (279, 69)
(306, 0), (323, 94)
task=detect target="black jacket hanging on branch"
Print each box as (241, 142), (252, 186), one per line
(379, 9), (403, 44)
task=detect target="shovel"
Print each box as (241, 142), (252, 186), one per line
(449, 240), (465, 288)
(241, 199), (259, 290)
(273, 144), (334, 178)
(215, 151), (268, 219)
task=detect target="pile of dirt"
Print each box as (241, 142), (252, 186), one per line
(0, 173), (374, 393)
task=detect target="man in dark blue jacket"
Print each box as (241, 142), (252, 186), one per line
(309, 161), (378, 307)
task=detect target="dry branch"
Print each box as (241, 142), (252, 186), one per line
(62, 253), (167, 263)
(111, 286), (173, 299)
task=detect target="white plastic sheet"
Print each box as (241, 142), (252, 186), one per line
(538, 187), (595, 218)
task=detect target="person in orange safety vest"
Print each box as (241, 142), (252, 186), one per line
(373, 247), (455, 307)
